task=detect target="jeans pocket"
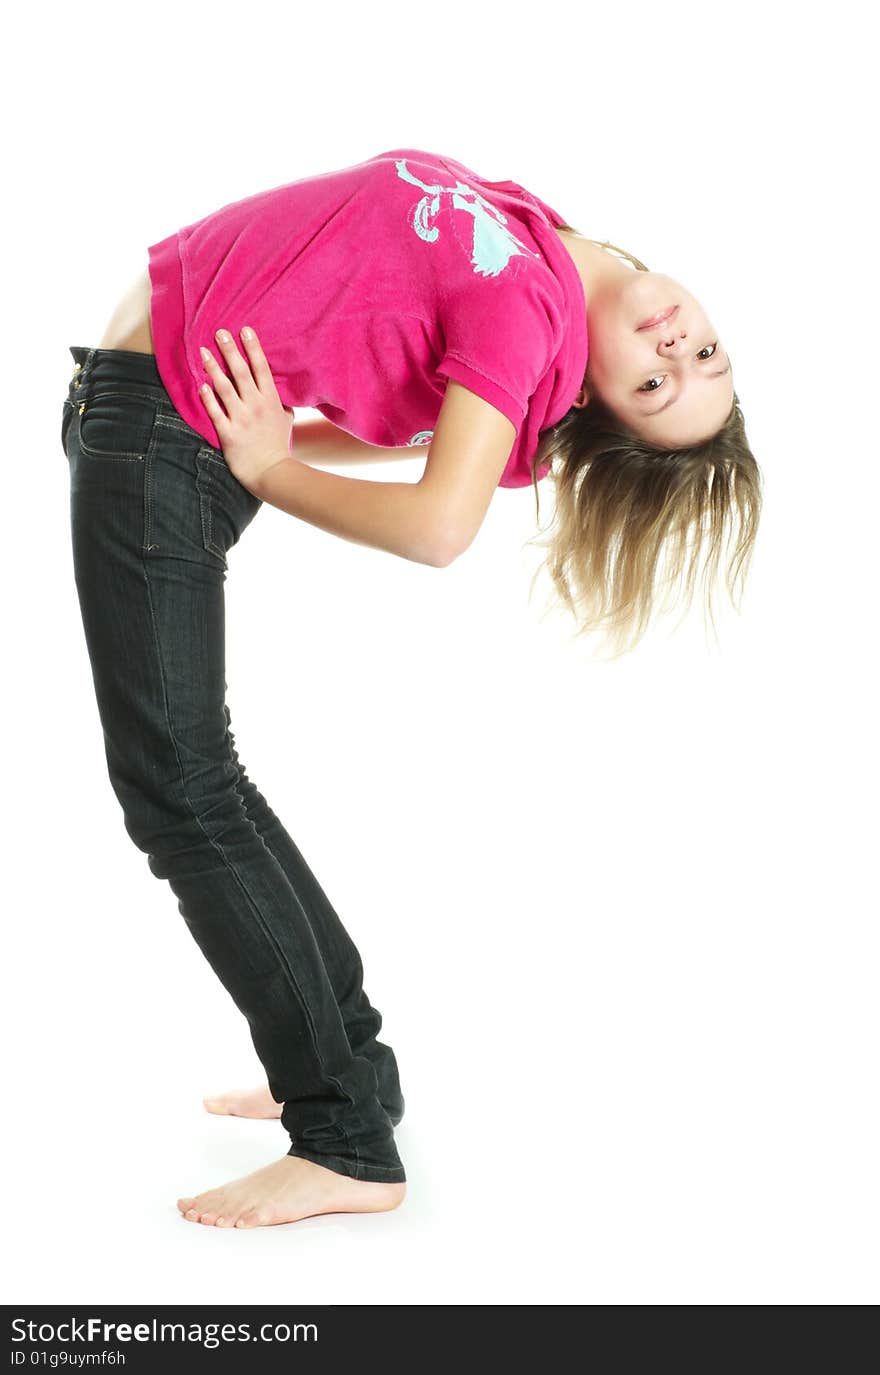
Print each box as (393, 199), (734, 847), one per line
(77, 390), (160, 461)
(194, 445), (263, 569)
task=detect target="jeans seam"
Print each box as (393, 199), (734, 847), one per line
(195, 449), (230, 568)
(139, 552), (361, 1176)
(154, 410), (205, 439)
(141, 412), (165, 552)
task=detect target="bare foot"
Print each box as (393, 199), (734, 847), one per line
(177, 1154), (406, 1228)
(203, 1084), (404, 1129)
(203, 1085), (281, 1119)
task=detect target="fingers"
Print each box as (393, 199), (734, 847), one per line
(239, 327), (279, 396)
(198, 326), (277, 434)
(198, 374), (230, 437)
(203, 327), (278, 396)
(202, 330), (255, 405)
(200, 342), (240, 416)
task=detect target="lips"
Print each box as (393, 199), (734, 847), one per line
(637, 305), (679, 331)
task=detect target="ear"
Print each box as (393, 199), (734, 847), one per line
(570, 382), (590, 410)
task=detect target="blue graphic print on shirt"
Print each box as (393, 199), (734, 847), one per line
(394, 159), (542, 279)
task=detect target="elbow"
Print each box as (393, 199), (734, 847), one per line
(422, 527), (470, 568)
(424, 543), (458, 569)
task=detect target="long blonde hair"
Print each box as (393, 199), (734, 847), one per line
(527, 227), (763, 658)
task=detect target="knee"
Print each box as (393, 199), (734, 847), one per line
(111, 757), (244, 856)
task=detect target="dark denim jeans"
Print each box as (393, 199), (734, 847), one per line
(60, 346), (406, 1183)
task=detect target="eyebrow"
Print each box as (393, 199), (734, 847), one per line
(644, 362), (732, 416)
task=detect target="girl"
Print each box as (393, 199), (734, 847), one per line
(61, 146), (761, 1231)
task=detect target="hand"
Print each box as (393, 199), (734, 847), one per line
(198, 327), (293, 491)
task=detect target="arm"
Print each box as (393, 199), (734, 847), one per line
(254, 380), (517, 566)
(293, 413), (423, 468)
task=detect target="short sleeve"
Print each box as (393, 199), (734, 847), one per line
(435, 272), (559, 432)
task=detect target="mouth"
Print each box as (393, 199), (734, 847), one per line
(636, 304), (679, 331)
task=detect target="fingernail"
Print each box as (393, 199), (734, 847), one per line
(242, 326), (253, 340)
(200, 347), (210, 362)
(215, 330), (229, 342)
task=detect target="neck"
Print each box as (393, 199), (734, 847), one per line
(554, 228), (636, 303)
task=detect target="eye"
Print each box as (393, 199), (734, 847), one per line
(638, 341), (719, 393)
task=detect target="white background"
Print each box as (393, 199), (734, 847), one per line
(3, 0), (877, 1305)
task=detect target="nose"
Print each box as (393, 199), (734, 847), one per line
(659, 329), (686, 352)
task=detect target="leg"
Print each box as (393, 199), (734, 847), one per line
(64, 355), (404, 1188)
(221, 709), (405, 1127)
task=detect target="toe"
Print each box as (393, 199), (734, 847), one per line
(200, 1212), (218, 1225)
(177, 1197), (196, 1213)
(184, 1208), (200, 1222)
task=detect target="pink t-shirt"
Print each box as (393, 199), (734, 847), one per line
(148, 147), (588, 488)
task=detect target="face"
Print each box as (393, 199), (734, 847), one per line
(577, 270), (735, 447)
